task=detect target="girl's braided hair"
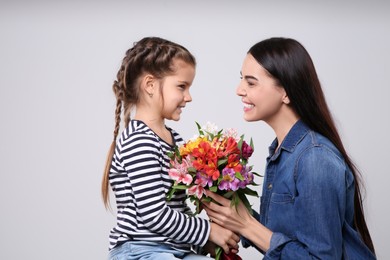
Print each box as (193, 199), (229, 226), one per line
(102, 37), (196, 208)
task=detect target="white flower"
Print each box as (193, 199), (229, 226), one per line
(223, 128), (239, 141)
(201, 122), (219, 136)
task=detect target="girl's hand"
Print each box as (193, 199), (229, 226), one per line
(209, 222), (240, 254)
(203, 190), (252, 235)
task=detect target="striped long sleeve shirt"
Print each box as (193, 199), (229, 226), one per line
(108, 120), (210, 252)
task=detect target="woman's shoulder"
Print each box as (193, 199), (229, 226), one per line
(304, 130), (343, 161)
(295, 131), (349, 182)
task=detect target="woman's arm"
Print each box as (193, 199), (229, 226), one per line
(204, 146), (348, 259)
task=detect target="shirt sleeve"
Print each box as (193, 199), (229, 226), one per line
(263, 146), (347, 259)
(119, 132), (210, 246)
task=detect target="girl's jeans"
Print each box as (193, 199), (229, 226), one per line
(108, 241), (213, 260)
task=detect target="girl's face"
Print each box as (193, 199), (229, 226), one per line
(160, 59), (195, 121)
(236, 54), (287, 123)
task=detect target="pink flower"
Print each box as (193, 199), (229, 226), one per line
(168, 157), (193, 185)
(188, 184), (205, 200)
(188, 172), (212, 199)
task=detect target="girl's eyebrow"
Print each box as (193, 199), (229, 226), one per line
(178, 80), (190, 85)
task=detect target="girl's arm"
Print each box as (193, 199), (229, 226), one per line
(119, 132), (239, 252)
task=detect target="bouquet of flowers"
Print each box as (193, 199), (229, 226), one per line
(167, 122), (259, 260)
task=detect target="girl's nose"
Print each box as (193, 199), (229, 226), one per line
(185, 91), (192, 102)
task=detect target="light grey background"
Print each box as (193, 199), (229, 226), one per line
(1, 1), (389, 259)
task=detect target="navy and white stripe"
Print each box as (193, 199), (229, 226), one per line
(108, 120), (210, 252)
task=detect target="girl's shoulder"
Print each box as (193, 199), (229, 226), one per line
(118, 120), (159, 147)
(165, 125), (184, 144)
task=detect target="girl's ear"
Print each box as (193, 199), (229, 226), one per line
(141, 74), (156, 97)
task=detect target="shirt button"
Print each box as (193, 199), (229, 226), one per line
(268, 183), (273, 190)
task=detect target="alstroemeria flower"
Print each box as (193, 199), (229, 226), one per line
(241, 141), (254, 159)
(168, 157), (193, 185)
(223, 128), (239, 141)
(179, 137), (205, 156)
(196, 172), (213, 187)
(241, 166), (254, 183)
(166, 122), (258, 229)
(188, 184), (205, 200)
(218, 167), (240, 191)
(226, 154), (243, 173)
(188, 172), (210, 199)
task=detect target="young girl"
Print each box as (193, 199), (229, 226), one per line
(102, 37), (239, 260)
(203, 37), (376, 259)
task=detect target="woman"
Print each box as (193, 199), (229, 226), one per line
(203, 37), (376, 259)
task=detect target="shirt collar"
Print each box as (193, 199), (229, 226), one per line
(268, 120), (310, 157)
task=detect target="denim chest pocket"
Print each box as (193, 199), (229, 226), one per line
(267, 192), (295, 237)
(270, 192), (294, 204)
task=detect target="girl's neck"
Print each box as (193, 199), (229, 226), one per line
(134, 114), (173, 145)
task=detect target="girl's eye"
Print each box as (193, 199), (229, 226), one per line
(178, 84), (186, 89)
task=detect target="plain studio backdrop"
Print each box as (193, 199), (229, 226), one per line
(1, 1), (389, 259)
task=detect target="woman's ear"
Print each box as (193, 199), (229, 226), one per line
(282, 94), (291, 105)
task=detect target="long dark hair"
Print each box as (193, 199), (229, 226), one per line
(102, 37), (196, 209)
(248, 37), (375, 254)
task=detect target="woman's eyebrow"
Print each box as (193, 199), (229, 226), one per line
(240, 71), (258, 81)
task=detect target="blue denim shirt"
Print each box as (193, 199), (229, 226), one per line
(246, 120), (375, 259)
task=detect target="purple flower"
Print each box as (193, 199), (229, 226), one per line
(238, 165), (254, 188)
(218, 167), (240, 191)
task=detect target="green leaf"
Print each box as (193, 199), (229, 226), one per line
(215, 246), (222, 260)
(250, 137), (254, 150)
(187, 167), (197, 174)
(166, 188), (175, 201)
(196, 122), (204, 136)
(235, 171), (244, 181)
(238, 192), (253, 215)
(209, 186), (217, 192)
(242, 187), (259, 197)
(237, 135), (244, 151)
(172, 184), (190, 190)
(252, 171), (263, 177)
(217, 158), (228, 167)
(223, 191), (234, 199)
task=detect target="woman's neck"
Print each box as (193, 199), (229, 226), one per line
(267, 109), (300, 150)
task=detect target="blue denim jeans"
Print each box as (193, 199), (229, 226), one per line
(108, 241), (213, 260)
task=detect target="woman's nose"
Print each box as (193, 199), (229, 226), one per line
(236, 82), (245, 97)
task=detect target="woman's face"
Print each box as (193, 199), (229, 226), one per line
(236, 54), (287, 123)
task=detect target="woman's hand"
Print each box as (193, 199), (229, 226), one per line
(208, 222), (240, 254)
(204, 190), (273, 252)
(203, 190), (252, 234)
